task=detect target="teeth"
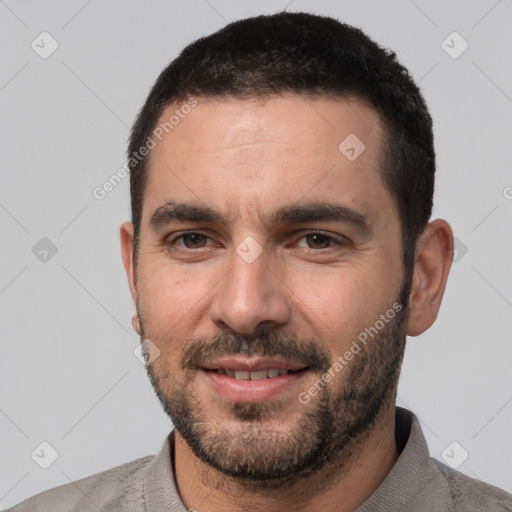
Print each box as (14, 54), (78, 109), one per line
(224, 369), (290, 380)
(249, 370), (267, 381)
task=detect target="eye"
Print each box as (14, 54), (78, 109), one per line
(296, 232), (340, 249)
(171, 232), (210, 249)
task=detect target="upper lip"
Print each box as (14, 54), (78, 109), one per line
(201, 356), (308, 372)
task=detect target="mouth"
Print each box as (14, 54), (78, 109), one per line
(200, 357), (310, 402)
(203, 367), (306, 380)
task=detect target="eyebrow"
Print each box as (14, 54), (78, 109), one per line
(149, 202), (224, 230)
(149, 201), (371, 234)
(268, 202), (371, 233)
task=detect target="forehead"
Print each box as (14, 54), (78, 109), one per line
(142, 94), (394, 229)
(151, 94), (383, 158)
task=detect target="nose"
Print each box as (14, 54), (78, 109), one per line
(209, 244), (292, 336)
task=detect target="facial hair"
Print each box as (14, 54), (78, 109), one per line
(140, 279), (410, 486)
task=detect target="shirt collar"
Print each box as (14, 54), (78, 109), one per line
(355, 407), (433, 511)
(144, 429), (187, 512)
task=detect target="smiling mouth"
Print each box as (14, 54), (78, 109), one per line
(203, 368), (308, 380)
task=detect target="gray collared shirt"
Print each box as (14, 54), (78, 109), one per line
(7, 407), (512, 511)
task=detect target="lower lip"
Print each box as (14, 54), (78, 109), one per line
(200, 369), (307, 402)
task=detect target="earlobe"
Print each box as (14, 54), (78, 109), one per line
(406, 219), (454, 337)
(131, 312), (142, 336)
(120, 221), (137, 305)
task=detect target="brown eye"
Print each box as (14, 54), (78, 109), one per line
(305, 233), (333, 249)
(182, 233), (208, 248)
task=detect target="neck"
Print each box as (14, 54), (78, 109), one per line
(173, 401), (399, 512)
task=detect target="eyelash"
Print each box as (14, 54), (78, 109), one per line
(166, 231), (345, 251)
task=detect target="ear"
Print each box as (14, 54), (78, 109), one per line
(406, 219), (454, 337)
(120, 221), (137, 305)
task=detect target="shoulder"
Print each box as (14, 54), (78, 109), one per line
(431, 458), (512, 511)
(7, 454), (155, 512)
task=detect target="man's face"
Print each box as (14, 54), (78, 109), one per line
(128, 94), (409, 481)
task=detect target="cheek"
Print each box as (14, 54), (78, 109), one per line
(288, 262), (400, 347)
(292, 273), (365, 328)
(137, 263), (203, 334)
(137, 273), (191, 370)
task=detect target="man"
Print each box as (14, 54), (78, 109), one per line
(9, 11), (512, 512)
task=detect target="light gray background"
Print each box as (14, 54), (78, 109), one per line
(1, 0), (511, 508)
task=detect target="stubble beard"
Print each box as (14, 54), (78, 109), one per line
(141, 282), (410, 487)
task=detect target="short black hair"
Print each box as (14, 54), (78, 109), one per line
(128, 11), (435, 274)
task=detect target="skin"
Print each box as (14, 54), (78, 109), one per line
(120, 94), (453, 512)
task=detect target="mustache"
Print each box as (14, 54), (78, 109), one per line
(180, 330), (331, 373)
